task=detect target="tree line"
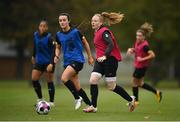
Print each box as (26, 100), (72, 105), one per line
(0, 0), (180, 83)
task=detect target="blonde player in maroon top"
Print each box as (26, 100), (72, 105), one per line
(83, 12), (136, 113)
(126, 22), (162, 105)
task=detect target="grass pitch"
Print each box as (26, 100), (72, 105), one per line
(0, 81), (180, 121)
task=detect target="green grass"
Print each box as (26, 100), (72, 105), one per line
(0, 81), (180, 121)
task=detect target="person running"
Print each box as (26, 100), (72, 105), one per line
(32, 20), (56, 107)
(83, 12), (136, 113)
(55, 13), (94, 110)
(126, 22), (162, 105)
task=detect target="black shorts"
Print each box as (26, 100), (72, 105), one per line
(133, 67), (147, 79)
(92, 56), (118, 77)
(33, 63), (55, 73)
(65, 61), (83, 73)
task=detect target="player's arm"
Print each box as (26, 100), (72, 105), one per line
(49, 37), (56, 65)
(31, 36), (36, 64)
(127, 44), (135, 56)
(81, 36), (94, 65)
(103, 30), (114, 57)
(47, 36), (57, 72)
(137, 46), (155, 62)
(54, 35), (61, 64)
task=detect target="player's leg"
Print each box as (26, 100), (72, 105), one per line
(70, 75), (83, 109)
(83, 72), (101, 113)
(104, 56), (135, 112)
(132, 77), (140, 104)
(83, 61), (103, 113)
(134, 68), (162, 102)
(45, 72), (55, 106)
(71, 75), (91, 106)
(32, 64), (43, 101)
(106, 81), (135, 112)
(61, 65), (82, 109)
(140, 79), (162, 102)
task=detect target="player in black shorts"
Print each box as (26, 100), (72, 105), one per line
(55, 13), (94, 110)
(32, 20), (56, 107)
(127, 22), (162, 105)
(83, 12), (136, 113)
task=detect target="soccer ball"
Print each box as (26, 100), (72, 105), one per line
(36, 100), (50, 115)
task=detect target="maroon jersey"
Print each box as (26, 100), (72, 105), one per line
(93, 27), (122, 61)
(134, 40), (150, 68)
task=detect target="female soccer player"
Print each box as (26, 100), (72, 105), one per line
(55, 13), (94, 110)
(126, 22), (162, 105)
(32, 20), (56, 107)
(83, 12), (136, 113)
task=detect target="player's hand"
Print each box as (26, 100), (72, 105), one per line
(54, 56), (60, 64)
(88, 56), (94, 66)
(97, 56), (107, 62)
(126, 48), (134, 56)
(47, 64), (53, 72)
(137, 56), (144, 62)
(31, 56), (35, 64)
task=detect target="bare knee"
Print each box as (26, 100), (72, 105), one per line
(132, 78), (143, 87)
(31, 70), (41, 81)
(89, 72), (102, 84)
(106, 82), (116, 91)
(61, 75), (68, 83)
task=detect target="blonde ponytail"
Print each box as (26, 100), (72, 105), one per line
(101, 12), (124, 26)
(138, 22), (154, 37)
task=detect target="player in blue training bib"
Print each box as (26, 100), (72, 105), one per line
(56, 27), (85, 67)
(31, 20), (56, 107)
(55, 13), (94, 110)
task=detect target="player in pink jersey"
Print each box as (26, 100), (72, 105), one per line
(127, 22), (162, 105)
(83, 12), (136, 113)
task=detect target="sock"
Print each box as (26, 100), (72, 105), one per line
(32, 80), (42, 99)
(133, 87), (139, 101)
(78, 88), (91, 106)
(90, 84), (98, 108)
(48, 82), (55, 102)
(113, 85), (132, 102)
(141, 83), (156, 94)
(64, 80), (80, 99)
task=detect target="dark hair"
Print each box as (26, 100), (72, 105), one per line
(59, 13), (71, 21)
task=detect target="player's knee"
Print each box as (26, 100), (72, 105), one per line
(139, 81), (144, 87)
(106, 82), (116, 91)
(32, 75), (39, 81)
(132, 81), (138, 87)
(105, 77), (116, 90)
(89, 72), (101, 84)
(61, 76), (68, 83)
(134, 80), (143, 87)
(133, 79), (142, 87)
(89, 78), (98, 84)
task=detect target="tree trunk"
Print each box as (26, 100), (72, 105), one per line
(15, 41), (25, 80)
(168, 57), (175, 80)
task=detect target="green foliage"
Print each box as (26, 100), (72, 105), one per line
(0, 0), (180, 79)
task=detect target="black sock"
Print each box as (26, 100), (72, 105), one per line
(113, 85), (132, 102)
(133, 87), (138, 101)
(90, 84), (98, 108)
(32, 80), (42, 99)
(141, 83), (156, 94)
(64, 80), (80, 99)
(78, 88), (91, 106)
(48, 82), (55, 102)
